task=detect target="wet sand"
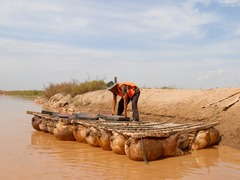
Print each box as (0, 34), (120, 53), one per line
(0, 95), (240, 179)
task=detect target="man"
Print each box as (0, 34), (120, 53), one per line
(106, 81), (140, 121)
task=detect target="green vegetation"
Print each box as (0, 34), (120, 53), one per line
(0, 79), (107, 99)
(43, 79), (106, 99)
(141, 84), (177, 89)
(161, 85), (177, 89)
(0, 80), (179, 99)
(0, 90), (44, 97)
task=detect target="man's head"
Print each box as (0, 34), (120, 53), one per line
(106, 81), (117, 91)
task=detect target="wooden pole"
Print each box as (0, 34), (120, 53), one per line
(26, 110), (38, 115)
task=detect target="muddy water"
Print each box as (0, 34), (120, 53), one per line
(0, 96), (240, 180)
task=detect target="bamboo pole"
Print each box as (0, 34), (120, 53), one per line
(27, 110), (220, 138)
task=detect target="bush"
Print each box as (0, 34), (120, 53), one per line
(44, 79), (106, 99)
(43, 82), (73, 99)
(6, 90), (44, 97)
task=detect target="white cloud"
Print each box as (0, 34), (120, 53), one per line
(233, 26), (240, 36)
(97, 2), (219, 40)
(0, 0), (220, 40)
(0, 0), (63, 14)
(0, 0), (90, 36)
(190, 0), (240, 6)
(197, 69), (224, 80)
(1, 35), (239, 90)
(217, 0), (240, 6)
(141, 5), (218, 39)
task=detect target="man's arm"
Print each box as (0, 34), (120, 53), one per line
(120, 84), (129, 117)
(123, 94), (128, 117)
(112, 93), (117, 115)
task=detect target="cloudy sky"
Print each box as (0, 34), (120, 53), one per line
(1, 0), (240, 90)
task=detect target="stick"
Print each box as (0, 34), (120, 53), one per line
(222, 97), (240, 111)
(26, 110), (39, 115)
(202, 91), (240, 108)
(141, 137), (149, 164)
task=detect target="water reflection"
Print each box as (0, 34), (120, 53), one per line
(191, 148), (220, 168)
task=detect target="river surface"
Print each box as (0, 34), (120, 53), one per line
(0, 95), (240, 180)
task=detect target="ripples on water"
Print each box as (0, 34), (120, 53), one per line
(0, 95), (240, 179)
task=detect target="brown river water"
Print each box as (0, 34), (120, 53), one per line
(0, 95), (240, 180)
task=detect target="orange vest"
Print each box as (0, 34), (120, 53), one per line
(117, 82), (137, 98)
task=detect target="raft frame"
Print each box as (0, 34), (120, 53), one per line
(27, 111), (220, 138)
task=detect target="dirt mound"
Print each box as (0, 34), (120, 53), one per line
(42, 88), (240, 149)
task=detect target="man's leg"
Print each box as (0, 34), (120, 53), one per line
(132, 90), (140, 121)
(117, 98), (124, 115)
(117, 97), (130, 116)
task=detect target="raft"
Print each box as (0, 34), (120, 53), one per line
(27, 110), (221, 162)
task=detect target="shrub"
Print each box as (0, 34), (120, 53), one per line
(6, 90), (44, 97)
(44, 79), (106, 99)
(44, 82), (73, 98)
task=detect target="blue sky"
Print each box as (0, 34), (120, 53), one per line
(1, 0), (240, 90)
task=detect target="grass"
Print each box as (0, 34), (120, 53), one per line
(141, 84), (177, 89)
(0, 79), (106, 99)
(43, 79), (106, 99)
(161, 85), (177, 89)
(2, 79), (178, 99)
(0, 90), (44, 97)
